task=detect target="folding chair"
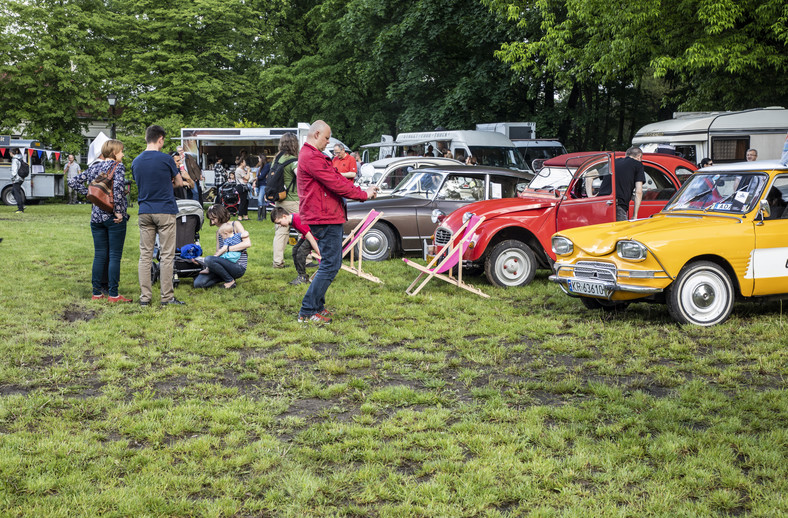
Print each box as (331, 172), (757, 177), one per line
(403, 214), (489, 298)
(311, 209), (384, 284)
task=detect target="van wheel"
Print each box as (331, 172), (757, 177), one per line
(484, 239), (537, 287)
(358, 223), (396, 261)
(667, 261), (733, 326)
(579, 297), (629, 312)
(2, 187), (23, 206)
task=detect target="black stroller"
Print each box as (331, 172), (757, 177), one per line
(151, 199), (205, 287)
(219, 182), (240, 215)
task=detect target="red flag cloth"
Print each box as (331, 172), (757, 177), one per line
(54, 152), (61, 161)
(0, 148), (6, 157)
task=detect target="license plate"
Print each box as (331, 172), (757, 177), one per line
(568, 280), (607, 297)
(288, 237), (297, 246)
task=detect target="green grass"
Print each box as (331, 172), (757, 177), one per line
(1, 204), (786, 517)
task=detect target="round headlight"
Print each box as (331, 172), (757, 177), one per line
(616, 240), (648, 261)
(552, 236), (574, 256)
(431, 209), (446, 224)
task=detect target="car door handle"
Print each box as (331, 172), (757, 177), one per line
(606, 200), (613, 206)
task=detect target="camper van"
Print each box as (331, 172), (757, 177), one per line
(0, 138), (65, 206)
(632, 107), (788, 164)
(475, 122), (567, 169)
(362, 129), (529, 172)
(180, 125), (348, 187)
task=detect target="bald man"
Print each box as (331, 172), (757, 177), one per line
(296, 120), (378, 324)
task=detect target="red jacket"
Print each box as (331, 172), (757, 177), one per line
(297, 142), (369, 225)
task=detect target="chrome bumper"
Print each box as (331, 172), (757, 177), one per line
(548, 274), (664, 298)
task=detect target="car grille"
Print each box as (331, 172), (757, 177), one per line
(573, 261), (617, 282)
(435, 227), (452, 247)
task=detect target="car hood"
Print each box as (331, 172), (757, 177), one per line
(345, 195), (430, 216)
(443, 196), (557, 229)
(561, 213), (742, 256)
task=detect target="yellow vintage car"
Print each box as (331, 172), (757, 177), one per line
(549, 160), (788, 326)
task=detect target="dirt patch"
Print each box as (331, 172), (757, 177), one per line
(62, 305), (97, 323)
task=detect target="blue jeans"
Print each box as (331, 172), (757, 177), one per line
(90, 218), (127, 296)
(256, 186), (266, 209)
(299, 224), (343, 317)
(193, 255), (246, 288)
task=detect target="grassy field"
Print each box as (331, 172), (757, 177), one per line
(0, 204), (786, 517)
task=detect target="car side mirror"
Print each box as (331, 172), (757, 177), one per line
(758, 199), (771, 221)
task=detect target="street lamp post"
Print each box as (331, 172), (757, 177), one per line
(107, 94), (117, 140)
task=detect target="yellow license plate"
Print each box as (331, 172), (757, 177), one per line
(288, 237), (297, 246)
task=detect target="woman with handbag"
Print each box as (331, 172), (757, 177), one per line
(67, 139), (132, 302)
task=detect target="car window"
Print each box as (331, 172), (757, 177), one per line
(765, 175), (788, 220)
(489, 175), (524, 198)
(437, 175), (484, 201)
(381, 166), (412, 189)
(675, 166), (694, 184)
(641, 166), (677, 201)
(667, 172), (768, 213)
(572, 160), (611, 198)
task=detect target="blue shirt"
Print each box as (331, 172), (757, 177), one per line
(132, 150), (178, 214)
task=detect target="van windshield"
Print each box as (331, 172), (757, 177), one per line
(468, 146), (527, 171)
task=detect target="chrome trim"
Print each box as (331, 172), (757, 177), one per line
(548, 274), (664, 296)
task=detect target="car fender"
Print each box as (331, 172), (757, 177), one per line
(466, 206), (555, 262)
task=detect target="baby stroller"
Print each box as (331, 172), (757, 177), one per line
(219, 182), (240, 215)
(151, 199), (205, 287)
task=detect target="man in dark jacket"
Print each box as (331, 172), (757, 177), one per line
(297, 120), (378, 324)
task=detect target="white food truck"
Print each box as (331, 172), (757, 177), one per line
(0, 137), (65, 206)
(632, 107), (788, 164)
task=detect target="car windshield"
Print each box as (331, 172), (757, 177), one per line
(391, 171), (445, 199)
(527, 166), (574, 190)
(468, 146), (527, 170)
(666, 172), (768, 213)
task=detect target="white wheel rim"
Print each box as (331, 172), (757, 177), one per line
(495, 248), (531, 286)
(679, 270), (729, 324)
(362, 229), (388, 260)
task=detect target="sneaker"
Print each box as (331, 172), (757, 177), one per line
(289, 275), (309, 286)
(91, 294), (105, 300)
(139, 300), (150, 307)
(15, 210), (24, 214)
(297, 312), (331, 325)
(108, 295), (133, 303)
(162, 298), (185, 306)
(319, 308), (333, 318)
(272, 263), (286, 269)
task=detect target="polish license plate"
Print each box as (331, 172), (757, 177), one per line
(568, 280), (607, 297)
(288, 237), (297, 246)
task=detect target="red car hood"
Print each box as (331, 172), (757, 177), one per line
(442, 195), (557, 230)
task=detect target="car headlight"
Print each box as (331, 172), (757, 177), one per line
(431, 209), (446, 224)
(616, 240), (648, 261)
(552, 236), (573, 256)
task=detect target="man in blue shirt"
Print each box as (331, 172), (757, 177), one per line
(132, 125), (185, 306)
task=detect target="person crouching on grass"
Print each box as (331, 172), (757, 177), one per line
(271, 207), (321, 286)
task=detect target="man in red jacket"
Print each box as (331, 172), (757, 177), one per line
(297, 120), (378, 324)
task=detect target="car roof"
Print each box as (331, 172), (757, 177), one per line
(415, 165), (533, 178)
(699, 160), (788, 173)
(365, 156), (462, 168)
(543, 151), (607, 167)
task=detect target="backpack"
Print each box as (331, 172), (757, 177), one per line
(15, 157), (30, 179)
(264, 152), (298, 203)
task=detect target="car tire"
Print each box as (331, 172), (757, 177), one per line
(579, 297), (630, 312)
(2, 186), (23, 206)
(484, 239), (537, 287)
(358, 223), (396, 261)
(667, 261), (734, 326)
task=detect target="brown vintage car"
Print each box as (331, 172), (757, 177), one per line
(344, 165), (533, 261)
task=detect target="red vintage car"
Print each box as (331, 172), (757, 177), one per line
(431, 152), (697, 287)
